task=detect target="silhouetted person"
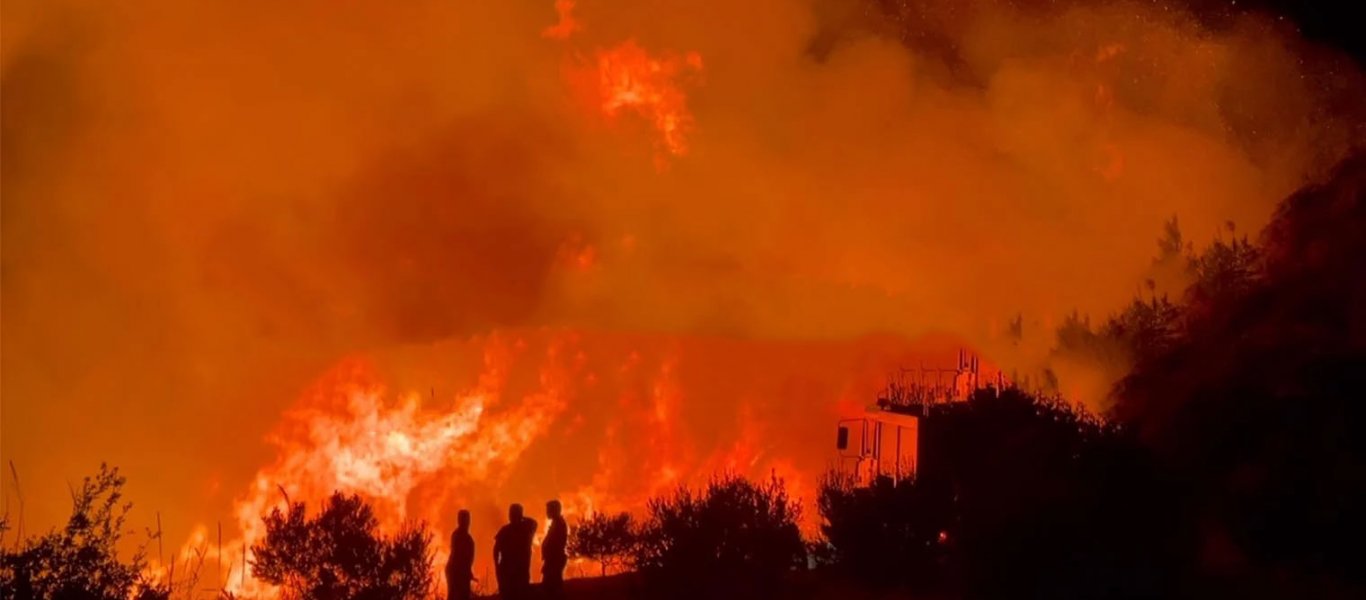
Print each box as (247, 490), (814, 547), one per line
(493, 503), (537, 600)
(541, 500), (568, 598)
(446, 510), (475, 600)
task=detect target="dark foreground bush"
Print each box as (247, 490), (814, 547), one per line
(569, 511), (638, 576)
(817, 472), (954, 592)
(817, 387), (1183, 599)
(0, 464), (169, 600)
(631, 474), (805, 597)
(251, 492), (432, 600)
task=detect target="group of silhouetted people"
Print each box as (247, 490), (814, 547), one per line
(446, 500), (568, 600)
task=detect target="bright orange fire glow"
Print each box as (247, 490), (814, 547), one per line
(166, 331), (986, 595)
(542, 0), (582, 40)
(548, 0), (704, 165)
(595, 41), (703, 160)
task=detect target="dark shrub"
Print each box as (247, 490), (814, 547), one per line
(816, 472), (954, 591)
(816, 388), (1180, 598)
(250, 492), (432, 600)
(569, 511), (638, 576)
(633, 474), (805, 597)
(1115, 150), (1366, 598)
(0, 464), (169, 600)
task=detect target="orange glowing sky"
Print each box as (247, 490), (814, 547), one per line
(2, 0), (1362, 593)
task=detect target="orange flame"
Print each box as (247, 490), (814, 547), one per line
(172, 330), (987, 595)
(201, 335), (574, 596)
(542, 0), (582, 40)
(543, 1), (704, 167)
(596, 40), (703, 161)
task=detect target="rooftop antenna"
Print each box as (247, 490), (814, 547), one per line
(157, 512), (164, 567)
(8, 461), (23, 546)
(973, 355), (981, 391)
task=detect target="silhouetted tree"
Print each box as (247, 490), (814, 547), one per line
(0, 464), (169, 600)
(633, 474), (805, 597)
(815, 154), (1365, 599)
(250, 492), (432, 600)
(1049, 215), (1239, 397)
(925, 388), (1181, 598)
(1183, 229), (1260, 324)
(1006, 313), (1024, 344)
(568, 512), (638, 576)
(816, 472), (954, 591)
(1156, 215), (1187, 263)
(1047, 308), (1138, 400)
(1115, 151), (1366, 598)
(1103, 293), (1182, 365)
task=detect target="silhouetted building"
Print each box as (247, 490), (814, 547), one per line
(836, 350), (1004, 486)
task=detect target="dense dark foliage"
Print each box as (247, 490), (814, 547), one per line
(816, 472), (954, 591)
(573, 474), (805, 598)
(815, 152), (1366, 599)
(250, 492), (432, 600)
(1048, 216), (1260, 395)
(1114, 151), (1366, 598)
(819, 388), (1180, 598)
(0, 464), (169, 600)
(568, 511), (638, 577)
(936, 390), (1180, 599)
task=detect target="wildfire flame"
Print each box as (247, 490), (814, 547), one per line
(546, 0), (704, 166)
(164, 329), (986, 596)
(542, 0), (581, 40)
(596, 41), (704, 160)
(220, 336), (579, 595)
(163, 6), (717, 591)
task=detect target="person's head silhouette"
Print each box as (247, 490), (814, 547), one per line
(508, 503), (524, 523)
(546, 500), (562, 520)
(457, 509), (470, 530)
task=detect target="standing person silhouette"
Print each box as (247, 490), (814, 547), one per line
(446, 510), (475, 600)
(541, 500), (568, 599)
(493, 503), (537, 600)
